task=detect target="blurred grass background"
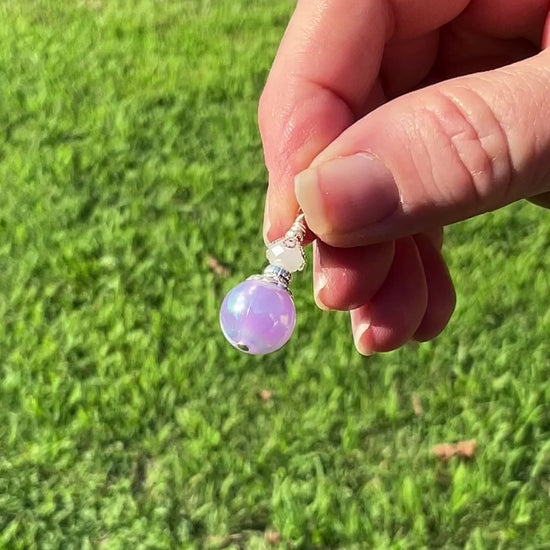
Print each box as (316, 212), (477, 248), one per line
(0, 0), (550, 548)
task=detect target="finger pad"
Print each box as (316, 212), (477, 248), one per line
(353, 237), (428, 353)
(315, 240), (394, 310)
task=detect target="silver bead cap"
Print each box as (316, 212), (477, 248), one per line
(248, 264), (292, 291)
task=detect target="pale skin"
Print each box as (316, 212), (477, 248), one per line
(259, 0), (550, 355)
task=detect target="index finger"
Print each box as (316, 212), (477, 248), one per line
(259, 0), (391, 241)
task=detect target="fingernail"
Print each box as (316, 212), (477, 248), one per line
(353, 319), (373, 356)
(313, 240), (330, 310)
(294, 154), (399, 236)
(262, 195), (271, 246)
(314, 269), (330, 311)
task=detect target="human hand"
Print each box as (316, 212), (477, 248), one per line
(259, 0), (550, 355)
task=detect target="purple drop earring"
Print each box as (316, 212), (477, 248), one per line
(219, 214), (306, 355)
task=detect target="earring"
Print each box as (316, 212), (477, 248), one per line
(219, 214), (306, 355)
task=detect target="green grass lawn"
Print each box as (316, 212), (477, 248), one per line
(1, 0), (550, 548)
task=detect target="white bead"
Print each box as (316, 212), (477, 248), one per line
(266, 238), (305, 273)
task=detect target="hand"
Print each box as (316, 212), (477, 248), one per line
(259, 0), (550, 354)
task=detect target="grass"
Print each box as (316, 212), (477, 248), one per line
(0, 0), (549, 548)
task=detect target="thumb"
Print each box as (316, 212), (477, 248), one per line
(295, 49), (550, 247)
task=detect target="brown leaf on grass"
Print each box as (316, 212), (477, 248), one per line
(207, 255), (231, 278)
(432, 439), (477, 461)
(411, 393), (423, 416)
(205, 531), (280, 548)
(258, 389), (273, 402)
(80, 0), (102, 8)
(265, 530), (281, 544)
(204, 535), (229, 547)
(204, 534), (242, 547)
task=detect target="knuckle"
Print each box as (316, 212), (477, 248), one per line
(438, 87), (513, 206)
(406, 87), (513, 214)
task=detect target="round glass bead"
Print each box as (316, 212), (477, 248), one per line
(220, 279), (296, 355)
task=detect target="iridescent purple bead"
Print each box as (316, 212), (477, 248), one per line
(220, 279), (296, 355)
